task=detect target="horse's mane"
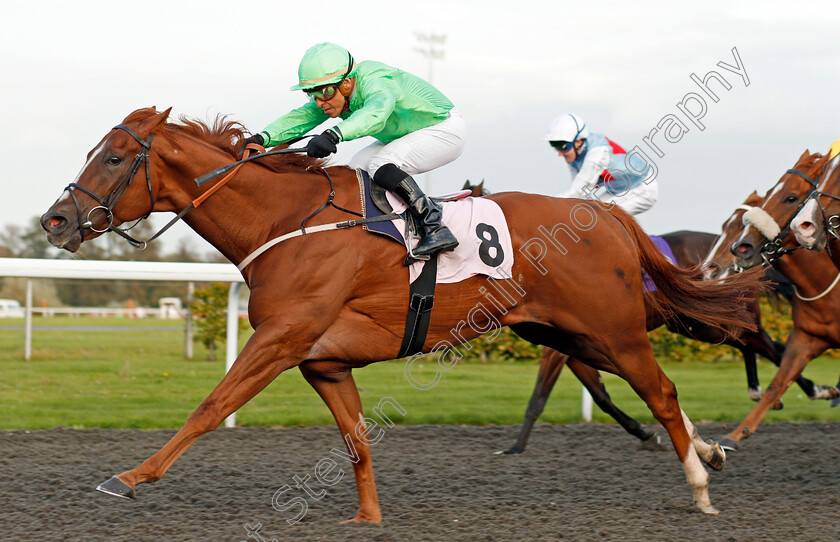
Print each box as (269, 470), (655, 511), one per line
(124, 107), (327, 173)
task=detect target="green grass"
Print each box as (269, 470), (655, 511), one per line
(1, 317), (838, 429)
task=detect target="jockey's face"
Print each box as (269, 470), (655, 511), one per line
(558, 139), (584, 163)
(313, 78), (354, 118)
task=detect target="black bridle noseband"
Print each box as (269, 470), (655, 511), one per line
(803, 168), (840, 242)
(65, 124), (157, 249)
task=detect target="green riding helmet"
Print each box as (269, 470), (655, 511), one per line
(290, 42), (357, 91)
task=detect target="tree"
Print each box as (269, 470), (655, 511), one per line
(0, 278), (62, 307)
(190, 282), (246, 361)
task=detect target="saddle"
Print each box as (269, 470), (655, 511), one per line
(359, 169), (470, 250)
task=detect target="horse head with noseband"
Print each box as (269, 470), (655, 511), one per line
(702, 191), (766, 280)
(790, 154), (840, 267)
(728, 151), (829, 271)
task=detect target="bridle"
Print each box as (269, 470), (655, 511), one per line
(65, 124), (157, 248)
(802, 165), (840, 243)
(748, 168), (820, 264)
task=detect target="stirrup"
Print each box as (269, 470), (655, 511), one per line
(403, 221), (430, 266)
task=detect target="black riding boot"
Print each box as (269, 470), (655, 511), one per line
(373, 164), (459, 258)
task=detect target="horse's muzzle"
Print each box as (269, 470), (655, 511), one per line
(729, 239), (758, 269)
(40, 210), (82, 252)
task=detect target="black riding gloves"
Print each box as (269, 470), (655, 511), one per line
(244, 133), (266, 147)
(240, 133), (266, 158)
(307, 129), (340, 158)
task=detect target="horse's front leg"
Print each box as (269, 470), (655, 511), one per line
(720, 330), (828, 450)
(96, 324), (312, 498)
(299, 362), (382, 523)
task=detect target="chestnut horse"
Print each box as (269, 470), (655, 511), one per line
(460, 182), (796, 453)
(790, 153), (840, 268)
(42, 107), (761, 519)
(503, 230), (808, 455)
(707, 155), (840, 450)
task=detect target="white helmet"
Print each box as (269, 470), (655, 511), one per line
(544, 113), (589, 142)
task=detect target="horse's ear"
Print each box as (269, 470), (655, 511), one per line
(137, 107), (172, 133)
(461, 180), (470, 190)
(154, 107), (172, 126)
(744, 190), (761, 206)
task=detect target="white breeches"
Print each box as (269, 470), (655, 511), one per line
(347, 109), (466, 178)
(594, 177), (659, 216)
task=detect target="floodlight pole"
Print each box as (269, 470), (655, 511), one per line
(414, 32), (446, 193)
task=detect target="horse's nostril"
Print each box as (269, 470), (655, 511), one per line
(40, 212), (68, 234)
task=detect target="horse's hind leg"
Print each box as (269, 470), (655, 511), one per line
(606, 338), (719, 514)
(499, 347), (566, 455)
(681, 410), (725, 471)
(566, 359), (661, 449)
(739, 348), (763, 402)
(299, 362), (382, 523)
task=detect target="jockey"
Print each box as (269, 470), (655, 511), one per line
(244, 42), (463, 259)
(545, 113), (658, 215)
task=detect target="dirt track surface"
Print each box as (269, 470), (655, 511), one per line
(1, 422), (838, 541)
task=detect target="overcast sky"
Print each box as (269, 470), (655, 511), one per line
(3, 0), (839, 258)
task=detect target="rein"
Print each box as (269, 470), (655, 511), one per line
(793, 270), (840, 302)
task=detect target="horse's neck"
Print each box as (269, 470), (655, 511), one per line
(780, 250), (840, 304)
(159, 142), (353, 265)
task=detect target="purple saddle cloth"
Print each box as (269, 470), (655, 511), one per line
(644, 235), (678, 292)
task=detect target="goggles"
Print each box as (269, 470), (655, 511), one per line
(304, 83), (340, 101)
(549, 140), (574, 152)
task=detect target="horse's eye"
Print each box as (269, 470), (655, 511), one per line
(107, 156), (122, 166)
(785, 195), (798, 203)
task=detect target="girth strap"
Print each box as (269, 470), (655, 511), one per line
(398, 256), (438, 358)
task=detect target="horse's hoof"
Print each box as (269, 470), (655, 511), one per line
(771, 399), (784, 410)
(704, 440), (726, 471)
(810, 385), (840, 401)
(341, 510), (382, 523)
(494, 447), (524, 455)
(831, 396), (840, 408)
(698, 503), (720, 515)
(719, 437), (739, 452)
(638, 433), (666, 451)
(96, 476), (136, 499)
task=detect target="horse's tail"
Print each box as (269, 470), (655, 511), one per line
(610, 208), (763, 339)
